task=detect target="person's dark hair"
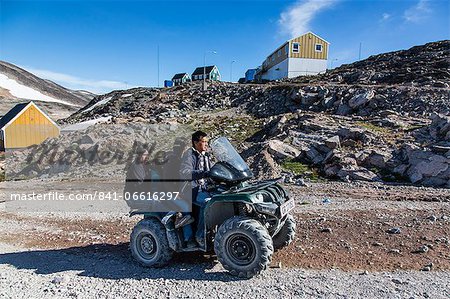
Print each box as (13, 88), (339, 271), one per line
(192, 130), (207, 146)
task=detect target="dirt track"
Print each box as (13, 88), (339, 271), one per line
(0, 181), (449, 272)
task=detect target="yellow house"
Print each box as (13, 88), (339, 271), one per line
(0, 101), (60, 149)
(258, 31), (330, 81)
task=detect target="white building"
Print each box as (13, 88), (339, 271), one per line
(256, 32), (330, 81)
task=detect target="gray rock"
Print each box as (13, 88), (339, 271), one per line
(386, 227), (401, 234)
(391, 278), (403, 285)
(414, 245), (429, 253)
(305, 147), (324, 165)
(348, 90), (375, 108)
(421, 263), (433, 271)
(295, 178), (308, 187)
(325, 136), (341, 149)
(426, 215), (437, 222)
(421, 265), (432, 271)
(267, 140), (300, 160)
(365, 151), (392, 169)
(336, 104), (352, 115)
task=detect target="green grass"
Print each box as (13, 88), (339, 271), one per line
(356, 121), (391, 134)
(404, 124), (426, 132)
(197, 116), (263, 143)
(281, 158), (323, 182)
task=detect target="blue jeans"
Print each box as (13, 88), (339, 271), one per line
(194, 191), (211, 241)
(181, 212), (194, 242)
(172, 197), (194, 242)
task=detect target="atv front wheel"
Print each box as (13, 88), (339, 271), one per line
(272, 214), (296, 251)
(214, 216), (273, 278)
(130, 218), (173, 267)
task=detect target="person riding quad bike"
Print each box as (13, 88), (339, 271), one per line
(128, 136), (296, 278)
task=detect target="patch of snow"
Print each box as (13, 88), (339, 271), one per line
(0, 74), (75, 106)
(78, 90), (96, 95)
(61, 116), (112, 131)
(121, 93), (133, 98)
(82, 96), (112, 113)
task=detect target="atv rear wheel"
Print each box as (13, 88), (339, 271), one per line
(130, 218), (173, 267)
(214, 216), (273, 278)
(272, 214), (296, 251)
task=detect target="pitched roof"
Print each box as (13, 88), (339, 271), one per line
(289, 31), (330, 44)
(264, 31), (330, 61)
(192, 65), (216, 76)
(172, 73), (189, 80)
(0, 102), (30, 129)
(0, 101), (59, 130)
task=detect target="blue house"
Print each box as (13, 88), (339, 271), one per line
(245, 69), (257, 82)
(164, 80), (173, 88)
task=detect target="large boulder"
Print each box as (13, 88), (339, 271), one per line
(324, 135), (341, 149)
(267, 140), (300, 160)
(364, 150), (393, 169)
(348, 90), (375, 108)
(403, 145), (450, 186)
(305, 146), (325, 164)
(429, 113), (450, 141)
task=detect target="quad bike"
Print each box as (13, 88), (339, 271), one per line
(129, 137), (296, 278)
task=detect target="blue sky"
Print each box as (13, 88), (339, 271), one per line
(1, 0), (448, 94)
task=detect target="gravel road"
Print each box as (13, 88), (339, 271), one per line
(0, 241), (449, 299)
(1, 180), (449, 298)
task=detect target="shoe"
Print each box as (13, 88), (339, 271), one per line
(161, 212), (176, 226)
(174, 214), (194, 229)
(196, 237), (205, 248)
(185, 240), (197, 249)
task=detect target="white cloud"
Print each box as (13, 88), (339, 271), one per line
(403, 0), (432, 23)
(279, 0), (337, 38)
(25, 67), (129, 94)
(380, 13), (391, 22)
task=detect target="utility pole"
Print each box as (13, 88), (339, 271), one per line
(157, 45), (160, 88)
(230, 60), (236, 82)
(203, 52), (206, 91)
(203, 50), (217, 91)
(358, 42), (362, 61)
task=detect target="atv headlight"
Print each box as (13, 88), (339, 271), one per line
(254, 203), (278, 215)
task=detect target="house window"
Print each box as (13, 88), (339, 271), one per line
(271, 56), (275, 62)
(315, 44), (323, 52)
(292, 42), (299, 53)
(285, 44), (289, 54)
(278, 49), (281, 57)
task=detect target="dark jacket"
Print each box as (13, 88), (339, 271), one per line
(180, 148), (211, 200)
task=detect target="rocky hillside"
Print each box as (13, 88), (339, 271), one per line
(65, 42), (449, 124)
(0, 61), (94, 120)
(290, 40), (450, 87)
(12, 41), (450, 188)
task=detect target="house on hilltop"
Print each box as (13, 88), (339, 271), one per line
(172, 73), (191, 86)
(256, 32), (329, 81)
(191, 65), (221, 81)
(0, 101), (60, 149)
